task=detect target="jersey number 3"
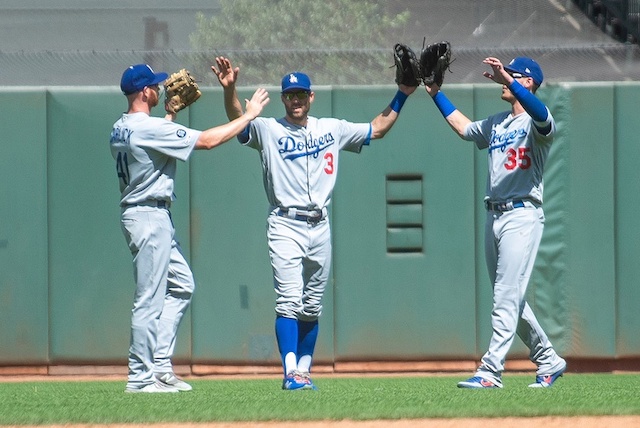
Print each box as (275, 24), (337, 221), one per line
(504, 147), (531, 170)
(324, 152), (334, 174)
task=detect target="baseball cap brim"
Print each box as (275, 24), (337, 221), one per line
(282, 85), (310, 92)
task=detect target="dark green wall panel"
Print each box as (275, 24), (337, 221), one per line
(46, 88), (131, 362)
(613, 83), (640, 356)
(0, 89), (49, 364)
(563, 84), (617, 357)
(331, 86), (477, 359)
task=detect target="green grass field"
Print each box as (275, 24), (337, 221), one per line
(1, 374), (639, 425)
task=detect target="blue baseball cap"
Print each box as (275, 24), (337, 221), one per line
(281, 72), (311, 93)
(120, 64), (169, 95)
(504, 57), (544, 86)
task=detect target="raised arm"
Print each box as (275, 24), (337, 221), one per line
(212, 56), (244, 121)
(424, 83), (472, 139)
(369, 84), (418, 140)
(194, 87), (269, 150)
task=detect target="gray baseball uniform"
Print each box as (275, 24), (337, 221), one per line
(110, 111), (201, 390)
(429, 56), (568, 389)
(240, 110), (371, 390)
(463, 105), (565, 385)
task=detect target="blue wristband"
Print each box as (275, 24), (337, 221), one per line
(389, 90), (408, 113)
(432, 91), (456, 117)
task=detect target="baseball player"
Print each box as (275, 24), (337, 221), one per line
(424, 56), (566, 388)
(212, 56), (417, 390)
(111, 63), (269, 393)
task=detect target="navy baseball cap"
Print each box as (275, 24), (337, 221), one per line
(120, 64), (169, 95)
(281, 72), (311, 93)
(504, 57), (543, 86)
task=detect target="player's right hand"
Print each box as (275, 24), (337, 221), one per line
(398, 84), (418, 96)
(244, 88), (270, 120)
(212, 57), (238, 88)
(482, 57), (511, 86)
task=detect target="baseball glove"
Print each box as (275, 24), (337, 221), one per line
(419, 41), (453, 86)
(393, 43), (421, 87)
(164, 69), (202, 114)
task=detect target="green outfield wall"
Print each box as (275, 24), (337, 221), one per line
(1, 82), (638, 367)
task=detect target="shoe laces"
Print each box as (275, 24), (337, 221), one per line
(298, 371), (312, 384)
(286, 370), (304, 381)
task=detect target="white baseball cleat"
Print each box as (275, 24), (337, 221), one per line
(125, 381), (179, 393)
(155, 372), (193, 391)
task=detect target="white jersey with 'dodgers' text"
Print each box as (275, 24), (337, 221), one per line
(464, 109), (555, 204)
(241, 116), (371, 210)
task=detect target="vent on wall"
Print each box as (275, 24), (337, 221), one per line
(386, 174), (424, 253)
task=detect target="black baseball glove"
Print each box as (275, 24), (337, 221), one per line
(419, 41), (453, 86)
(393, 43), (421, 87)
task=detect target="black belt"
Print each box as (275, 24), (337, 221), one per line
(484, 200), (526, 212)
(277, 208), (325, 224)
(123, 200), (169, 209)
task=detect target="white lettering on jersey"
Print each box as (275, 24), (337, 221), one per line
(488, 128), (527, 153)
(278, 132), (335, 160)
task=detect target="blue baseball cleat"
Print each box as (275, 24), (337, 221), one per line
(299, 371), (318, 390)
(529, 365), (566, 388)
(457, 376), (502, 389)
(282, 370), (317, 390)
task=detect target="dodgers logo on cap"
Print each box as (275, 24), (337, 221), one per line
(504, 57), (544, 86)
(281, 72), (311, 93)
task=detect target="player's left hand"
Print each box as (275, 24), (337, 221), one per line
(164, 98), (179, 119)
(212, 56), (239, 88)
(482, 57), (512, 86)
